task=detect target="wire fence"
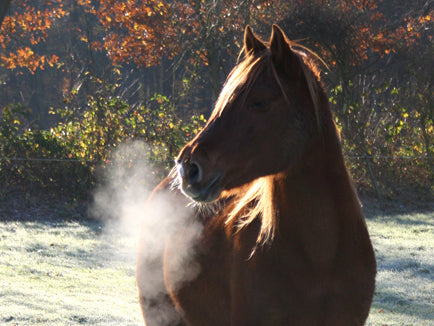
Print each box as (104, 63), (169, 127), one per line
(0, 154), (432, 201)
(0, 155), (430, 162)
(0, 157), (96, 163)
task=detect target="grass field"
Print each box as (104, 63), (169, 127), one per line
(365, 208), (433, 326)
(0, 201), (432, 325)
(0, 218), (143, 325)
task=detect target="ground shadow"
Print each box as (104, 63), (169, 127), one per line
(360, 192), (434, 218)
(371, 289), (434, 322)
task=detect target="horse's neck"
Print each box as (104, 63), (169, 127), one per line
(286, 137), (360, 215)
(278, 163), (359, 218)
(273, 134), (363, 266)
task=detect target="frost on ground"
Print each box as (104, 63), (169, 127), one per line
(365, 209), (433, 326)
(0, 189), (432, 325)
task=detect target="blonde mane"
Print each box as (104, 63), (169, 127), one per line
(225, 176), (277, 248)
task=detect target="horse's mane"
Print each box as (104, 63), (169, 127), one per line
(225, 176), (277, 249)
(192, 38), (324, 248)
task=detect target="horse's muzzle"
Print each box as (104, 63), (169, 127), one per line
(177, 161), (222, 202)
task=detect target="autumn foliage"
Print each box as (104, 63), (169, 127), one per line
(1, 1), (431, 78)
(0, 0), (64, 73)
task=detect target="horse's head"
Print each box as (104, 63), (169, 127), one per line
(176, 25), (328, 203)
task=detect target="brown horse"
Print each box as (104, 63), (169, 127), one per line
(137, 25), (376, 326)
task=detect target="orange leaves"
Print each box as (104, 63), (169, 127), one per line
(0, 0), (66, 74)
(75, 0), (92, 6)
(1, 0), (432, 75)
(373, 10), (433, 54)
(10, 5), (65, 36)
(144, 6), (154, 17)
(198, 50), (209, 66)
(2, 47), (36, 72)
(89, 0), (178, 67)
(419, 15), (431, 24)
(1, 47), (59, 74)
(303, 1), (433, 65)
(48, 54), (59, 67)
(2, 47), (39, 73)
(333, 0), (378, 13)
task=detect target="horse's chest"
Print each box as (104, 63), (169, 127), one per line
(163, 219), (232, 325)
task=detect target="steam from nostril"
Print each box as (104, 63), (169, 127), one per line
(91, 141), (202, 325)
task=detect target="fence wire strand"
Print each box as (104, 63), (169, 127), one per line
(0, 155), (430, 163)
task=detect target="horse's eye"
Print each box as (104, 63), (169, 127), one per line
(249, 100), (270, 112)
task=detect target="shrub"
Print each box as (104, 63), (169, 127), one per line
(0, 94), (206, 198)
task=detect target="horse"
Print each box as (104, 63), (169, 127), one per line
(137, 25), (376, 326)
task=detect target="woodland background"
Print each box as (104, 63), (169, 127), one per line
(0, 0), (433, 205)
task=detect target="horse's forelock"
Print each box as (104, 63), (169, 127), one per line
(211, 54), (266, 119)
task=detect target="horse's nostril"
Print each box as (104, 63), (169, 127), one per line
(188, 161), (202, 184)
(178, 160), (203, 185)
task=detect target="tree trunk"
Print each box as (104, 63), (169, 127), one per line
(0, 0), (11, 29)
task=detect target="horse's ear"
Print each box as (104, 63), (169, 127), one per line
(270, 25), (301, 75)
(244, 25), (266, 56)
